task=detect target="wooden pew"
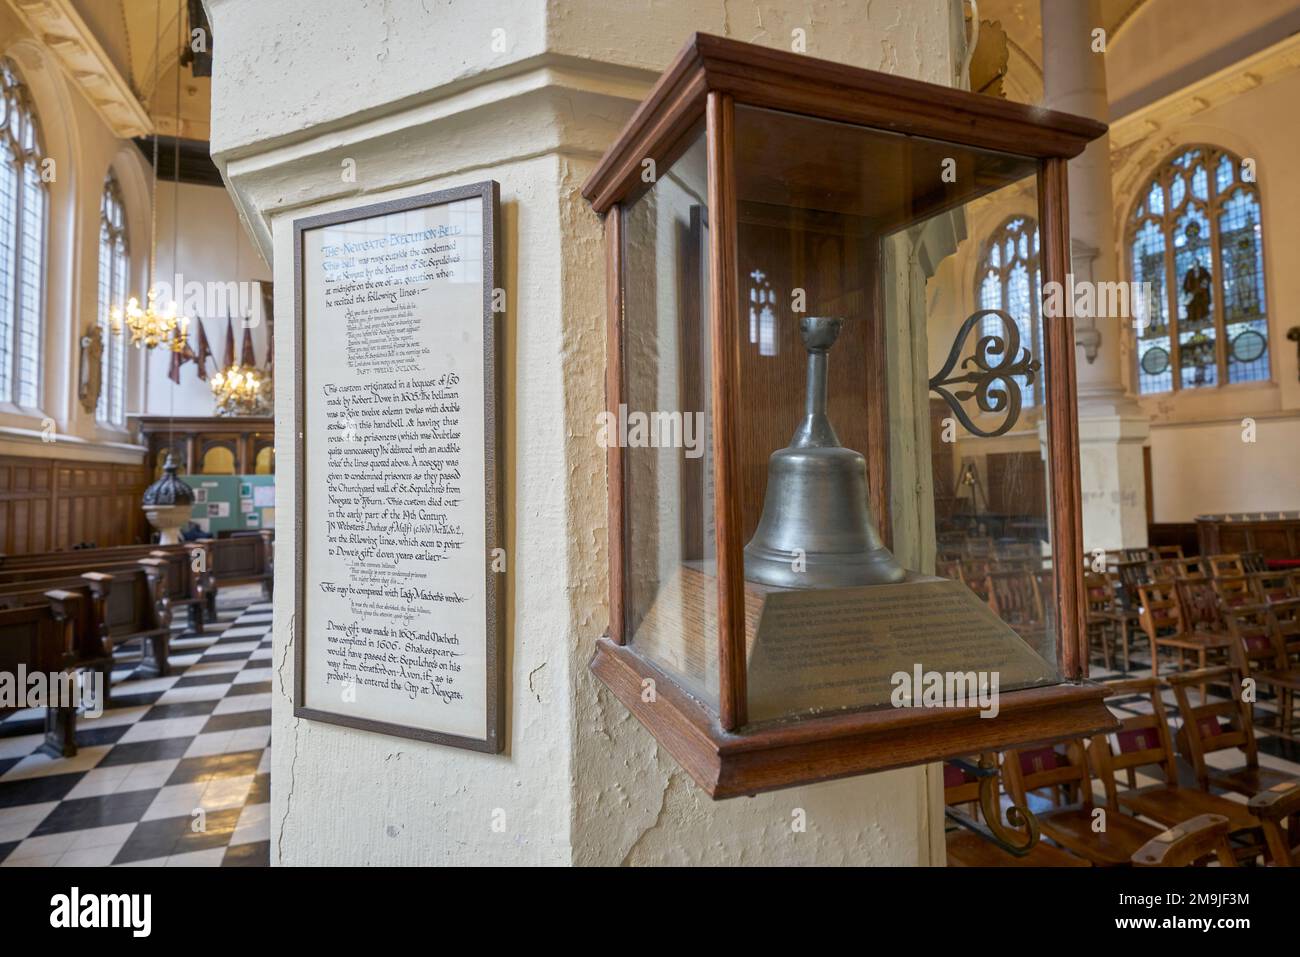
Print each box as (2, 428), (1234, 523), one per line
(0, 562), (172, 683)
(204, 532), (273, 618)
(0, 544), (211, 633)
(0, 593), (86, 757)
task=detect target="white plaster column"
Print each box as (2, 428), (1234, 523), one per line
(207, 0), (964, 866)
(1040, 0), (1150, 551)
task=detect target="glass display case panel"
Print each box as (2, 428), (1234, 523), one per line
(729, 105), (1058, 725)
(619, 126), (720, 707)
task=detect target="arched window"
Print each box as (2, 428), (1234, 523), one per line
(1127, 146), (1269, 394)
(976, 216), (1042, 407)
(97, 175), (128, 425)
(0, 58), (48, 409)
(748, 269), (778, 357)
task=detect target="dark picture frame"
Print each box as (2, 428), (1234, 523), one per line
(291, 182), (504, 753)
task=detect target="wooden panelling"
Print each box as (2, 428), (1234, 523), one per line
(0, 455), (149, 556)
(1197, 515), (1300, 560)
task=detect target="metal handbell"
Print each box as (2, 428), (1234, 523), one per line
(743, 316), (905, 590)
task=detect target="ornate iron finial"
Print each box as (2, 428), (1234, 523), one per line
(142, 454), (195, 507)
(929, 309), (1041, 438)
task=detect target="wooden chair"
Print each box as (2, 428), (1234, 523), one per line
(1252, 570), (1297, 604)
(986, 569), (1046, 644)
(1241, 550), (1268, 574)
(1085, 571), (1121, 671)
(1167, 665), (1298, 796)
(1002, 739), (1165, 866)
(1124, 547), (1156, 563)
(1154, 545), (1186, 561)
(1247, 779), (1300, 866)
(1177, 575), (1226, 636)
(1207, 554), (1246, 578)
(1131, 814), (1237, 867)
(1105, 562), (1147, 669)
(1091, 678), (1262, 861)
(1170, 557), (1207, 579)
(942, 760), (1089, 867)
(1149, 559), (1180, 582)
(1223, 605), (1299, 739)
(1213, 575), (1259, 615)
(1137, 580), (1228, 681)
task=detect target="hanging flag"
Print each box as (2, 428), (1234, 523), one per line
(223, 317), (236, 370)
(168, 344), (184, 384)
(194, 319), (213, 381)
(241, 325), (256, 367)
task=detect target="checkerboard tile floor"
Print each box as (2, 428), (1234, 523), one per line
(0, 585), (271, 867)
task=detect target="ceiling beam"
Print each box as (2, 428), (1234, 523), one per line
(6, 0), (152, 137)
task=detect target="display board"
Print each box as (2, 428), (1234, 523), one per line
(292, 183), (502, 752)
(187, 475), (275, 534)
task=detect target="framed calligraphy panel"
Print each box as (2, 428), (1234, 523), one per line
(293, 182), (503, 752)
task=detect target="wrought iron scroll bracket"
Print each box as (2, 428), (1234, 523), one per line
(929, 309), (1040, 438)
(943, 752), (1041, 857)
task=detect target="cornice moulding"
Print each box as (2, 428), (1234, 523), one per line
(1110, 32), (1300, 153)
(213, 54), (662, 264)
(5, 0), (151, 138)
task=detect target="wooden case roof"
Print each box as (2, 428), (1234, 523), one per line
(582, 33), (1108, 214)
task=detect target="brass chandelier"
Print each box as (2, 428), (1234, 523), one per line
(210, 362), (270, 416)
(110, 288), (189, 352)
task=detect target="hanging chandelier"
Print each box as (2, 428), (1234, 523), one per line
(110, 0), (192, 355)
(110, 288), (189, 351)
(210, 363), (270, 416)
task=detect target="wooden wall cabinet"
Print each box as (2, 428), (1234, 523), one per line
(582, 34), (1117, 798)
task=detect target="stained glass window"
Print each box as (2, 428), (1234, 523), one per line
(0, 58), (47, 409)
(976, 216), (1042, 407)
(97, 175), (129, 425)
(1127, 146), (1269, 394)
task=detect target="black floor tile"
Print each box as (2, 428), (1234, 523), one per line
(142, 700), (220, 721)
(0, 756), (20, 777)
(201, 710), (271, 734)
(166, 749), (265, 786)
(0, 840), (17, 864)
(30, 787), (157, 836)
(225, 680), (272, 697)
(112, 806), (242, 864)
(222, 840), (269, 866)
(108, 691), (166, 709)
(171, 673), (237, 688)
(98, 737), (195, 768)
(245, 771), (270, 806)
(198, 651), (253, 664)
(0, 771), (86, 808)
(74, 723), (133, 748)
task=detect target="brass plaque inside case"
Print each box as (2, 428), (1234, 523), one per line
(747, 577), (1058, 723)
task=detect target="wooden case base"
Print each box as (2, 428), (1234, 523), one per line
(591, 636), (1116, 799)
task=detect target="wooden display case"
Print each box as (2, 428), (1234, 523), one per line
(582, 34), (1117, 798)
